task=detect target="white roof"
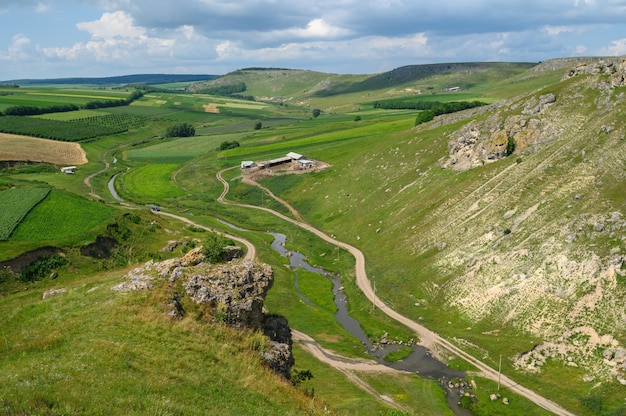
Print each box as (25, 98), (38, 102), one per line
(287, 151), (303, 160)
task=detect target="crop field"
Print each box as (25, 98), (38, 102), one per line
(0, 187), (50, 240)
(0, 116), (129, 142)
(33, 109), (108, 120)
(9, 190), (113, 242)
(0, 133), (88, 165)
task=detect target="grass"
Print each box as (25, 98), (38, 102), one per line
(2, 61), (624, 415)
(118, 163), (187, 202)
(10, 190), (113, 242)
(0, 187), (50, 240)
(0, 270), (329, 415)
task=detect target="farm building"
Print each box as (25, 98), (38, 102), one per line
(297, 159), (315, 169)
(287, 152), (303, 160)
(60, 166), (77, 174)
(241, 161), (256, 169)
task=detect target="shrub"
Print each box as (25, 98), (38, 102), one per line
(202, 232), (234, 263)
(19, 253), (68, 282)
(219, 140), (240, 150)
(165, 122), (195, 138)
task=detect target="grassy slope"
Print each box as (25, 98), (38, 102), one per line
(257, 68), (626, 414)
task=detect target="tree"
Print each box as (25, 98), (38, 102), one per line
(165, 122), (195, 138)
(312, 108), (321, 118)
(254, 120), (262, 130)
(506, 136), (516, 156)
(414, 110), (435, 126)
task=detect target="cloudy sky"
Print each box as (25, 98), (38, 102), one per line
(1, 0), (626, 80)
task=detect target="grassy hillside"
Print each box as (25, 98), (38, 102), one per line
(256, 58), (626, 414)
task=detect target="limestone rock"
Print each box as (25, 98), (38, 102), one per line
(43, 288), (67, 299)
(183, 261), (274, 329)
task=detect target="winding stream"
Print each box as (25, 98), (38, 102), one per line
(268, 232), (470, 416)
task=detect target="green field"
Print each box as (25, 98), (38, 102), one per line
(0, 187), (50, 240)
(119, 163), (187, 201)
(10, 190), (113, 242)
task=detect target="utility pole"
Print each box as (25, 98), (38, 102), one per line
(498, 354), (502, 391)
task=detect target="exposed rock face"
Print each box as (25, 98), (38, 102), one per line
(562, 57), (626, 87)
(184, 261), (274, 329)
(442, 96), (560, 171)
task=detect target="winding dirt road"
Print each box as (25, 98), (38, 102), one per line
(216, 167), (575, 416)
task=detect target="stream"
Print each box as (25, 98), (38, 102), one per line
(268, 232), (471, 416)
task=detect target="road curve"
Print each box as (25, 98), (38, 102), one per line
(216, 167), (575, 416)
(156, 211), (256, 262)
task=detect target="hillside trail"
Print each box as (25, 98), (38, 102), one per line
(217, 167), (576, 416)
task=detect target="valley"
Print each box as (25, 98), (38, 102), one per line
(1, 58), (625, 415)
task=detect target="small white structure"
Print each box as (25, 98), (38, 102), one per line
(287, 151), (303, 160)
(444, 86), (461, 92)
(241, 161), (256, 169)
(297, 159), (315, 169)
(60, 166), (77, 174)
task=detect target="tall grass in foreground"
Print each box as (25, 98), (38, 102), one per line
(0, 272), (328, 415)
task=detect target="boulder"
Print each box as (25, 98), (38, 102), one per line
(43, 288), (67, 299)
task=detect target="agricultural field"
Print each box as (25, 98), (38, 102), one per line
(0, 133), (87, 165)
(0, 187), (50, 240)
(9, 189), (113, 242)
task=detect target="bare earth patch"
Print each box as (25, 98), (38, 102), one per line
(0, 133), (87, 165)
(203, 104), (220, 113)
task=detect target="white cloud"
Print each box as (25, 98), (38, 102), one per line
(76, 11), (146, 41)
(34, 2), (52, 13)
(295, 18), (350, 38)
(602, 38), (626, 55)
(543, 26), (577, 36)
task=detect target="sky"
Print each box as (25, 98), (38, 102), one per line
(1, 0), (626, 80)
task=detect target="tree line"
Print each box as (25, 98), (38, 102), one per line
(0, 90), (144, 117)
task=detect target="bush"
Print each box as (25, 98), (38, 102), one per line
(202, 232), (234, 263)
(253, 120), (262, 130)
(165, 122), (195, 138)
(19, 254), (68, 282)
(312, 108), (321, 118)
(219, 140), (240, 150)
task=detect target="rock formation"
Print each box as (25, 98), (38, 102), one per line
(112, 247), (295, 379)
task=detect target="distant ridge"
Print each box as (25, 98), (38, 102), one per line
(3, 74), (218, 86)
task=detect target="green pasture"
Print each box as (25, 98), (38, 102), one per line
(118, 163), (187, 202)
(0, 187), (50, 240)
(0, 270), (329, 416)
(10, 190), (113, 242)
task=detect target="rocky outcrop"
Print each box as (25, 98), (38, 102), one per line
(442, 96), (560, 171)
(112, 249), (295, 379)
(183, 261), (273, 329)
(562, 57), (626, 87)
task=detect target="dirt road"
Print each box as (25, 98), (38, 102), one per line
(216, 167), (575, 416)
